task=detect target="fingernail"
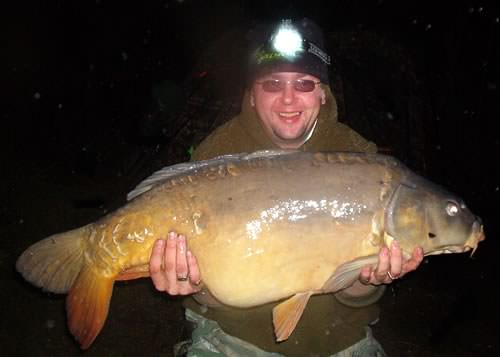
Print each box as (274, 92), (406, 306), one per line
(155, 239), (164, 247)
(391, 240), (400, 250)
(168, 232), (176, 240)
(381, 247), (389, 256)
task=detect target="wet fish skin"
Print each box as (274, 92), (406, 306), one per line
(15, 150), (484, 348)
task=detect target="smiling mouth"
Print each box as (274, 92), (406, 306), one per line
(278, 112), (301, 118)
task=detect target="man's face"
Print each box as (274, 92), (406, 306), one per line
(251, 72), (325, 149)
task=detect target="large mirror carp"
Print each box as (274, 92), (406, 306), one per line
(16, 150), (485, 349)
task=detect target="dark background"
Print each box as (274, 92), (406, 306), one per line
(1, 0), (499, 356)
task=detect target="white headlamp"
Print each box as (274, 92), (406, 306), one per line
(271, 20), (304, 58)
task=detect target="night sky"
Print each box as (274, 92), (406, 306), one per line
(2, 1), (499, 356)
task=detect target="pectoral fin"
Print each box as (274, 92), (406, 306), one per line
(321, 255), (379, 293)
(272, 291), (313, 342)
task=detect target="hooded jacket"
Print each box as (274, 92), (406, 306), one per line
(192, 85), (376, 161)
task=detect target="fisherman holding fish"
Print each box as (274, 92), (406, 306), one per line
(150, 18), (424, 356)
(16, 15), (485, 355)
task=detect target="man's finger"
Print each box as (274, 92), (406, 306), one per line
(164, 231), (179, 294)
(187, 250), (202, 289)
(359, 266), (372, 285)
(176, 234), (189, 281)
(374, 246), (390, 282)
(402, 246), (424, 274)
(150, 239), (167, 290)
(388, 241), (402, 278)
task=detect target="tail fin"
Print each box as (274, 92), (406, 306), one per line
(16, 224), (90, 293)
(67, 266), (114, 349)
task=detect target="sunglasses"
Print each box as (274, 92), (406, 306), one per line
(255, 79), (321, 93)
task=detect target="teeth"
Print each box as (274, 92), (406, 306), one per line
(279, 112), (300, 118)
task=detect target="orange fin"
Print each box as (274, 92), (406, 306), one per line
(66, 267), (114, 349)
(116, 264), (150, 281)
(272, 291), (313, 342)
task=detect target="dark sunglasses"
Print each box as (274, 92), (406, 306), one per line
(255, 79), (321, 93)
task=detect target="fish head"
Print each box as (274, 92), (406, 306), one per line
(384, 177), (484, 257)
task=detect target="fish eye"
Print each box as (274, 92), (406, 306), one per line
(446, 201), (460, 216)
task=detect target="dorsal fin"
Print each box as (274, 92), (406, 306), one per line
(126, 149), (299, 201)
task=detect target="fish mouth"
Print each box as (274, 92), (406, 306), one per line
(467, 221), (485, 256)
(425, 221), (485, 257)
(425, 246), (473, 256)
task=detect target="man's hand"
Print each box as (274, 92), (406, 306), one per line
(360, 240), (424, 285)
(338, 240), (424, 299)
(149, 231), (202, 295)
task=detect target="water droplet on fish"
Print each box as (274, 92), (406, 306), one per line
(386, 112), (394, 120)
(58, 104), (63, 109)
(34, 92), (41, 100)
(478, 7), (483, 12)
(425, 24), (432, 30)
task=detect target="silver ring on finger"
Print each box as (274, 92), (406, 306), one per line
(387, 271), (399, 280)
(177, 275), (189, 282)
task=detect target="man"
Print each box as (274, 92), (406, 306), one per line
(149, 18), (423, 356)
